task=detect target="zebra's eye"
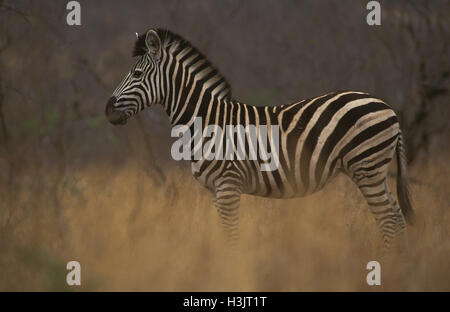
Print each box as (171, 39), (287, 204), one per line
(132, 70), (143, 79)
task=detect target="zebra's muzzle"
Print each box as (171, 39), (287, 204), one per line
(105, 96), (127, 125)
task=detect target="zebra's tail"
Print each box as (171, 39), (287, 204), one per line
(396, 132), (415, 225)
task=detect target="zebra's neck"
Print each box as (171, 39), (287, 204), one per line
(157, 39), (232, 128)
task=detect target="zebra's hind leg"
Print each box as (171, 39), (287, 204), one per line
(213, 179), (242, 246)
(357, 178), (407, 253)
(385, 183), (408, 252)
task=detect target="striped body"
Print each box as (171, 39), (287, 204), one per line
(106, 29), (414, 251)
(191, 92), (400, 200)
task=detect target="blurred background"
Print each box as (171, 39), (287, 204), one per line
(0, 0), (449, 291)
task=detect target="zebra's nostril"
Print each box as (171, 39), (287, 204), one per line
(105, 96), (117, 114)
(105, 96), (126, 125)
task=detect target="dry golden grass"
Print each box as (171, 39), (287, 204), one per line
(0, 154), (449, 291)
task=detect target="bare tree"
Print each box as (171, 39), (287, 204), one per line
(381, 1), (449, 163)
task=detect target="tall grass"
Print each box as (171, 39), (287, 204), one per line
(1, 152), (449, 291)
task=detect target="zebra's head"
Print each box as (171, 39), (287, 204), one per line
(106, 30), (163, 125)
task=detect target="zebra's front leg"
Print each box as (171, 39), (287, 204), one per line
(213, 181), (242, 245)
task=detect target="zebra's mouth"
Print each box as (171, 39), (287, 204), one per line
(108, 115), (127, 125)
(105, 96), (128, 125)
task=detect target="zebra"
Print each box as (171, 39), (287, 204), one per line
(105, 28), (415, 251)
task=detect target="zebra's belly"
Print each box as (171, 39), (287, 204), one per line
(191, 156), (341, 199)
(242, 175), (322, 198)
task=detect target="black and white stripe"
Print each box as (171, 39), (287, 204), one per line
(106, 29), (415, 250)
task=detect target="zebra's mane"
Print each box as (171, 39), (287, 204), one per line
(133, 28), (232, 99)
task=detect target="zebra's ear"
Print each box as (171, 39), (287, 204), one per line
(145, 30), (162, 61)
